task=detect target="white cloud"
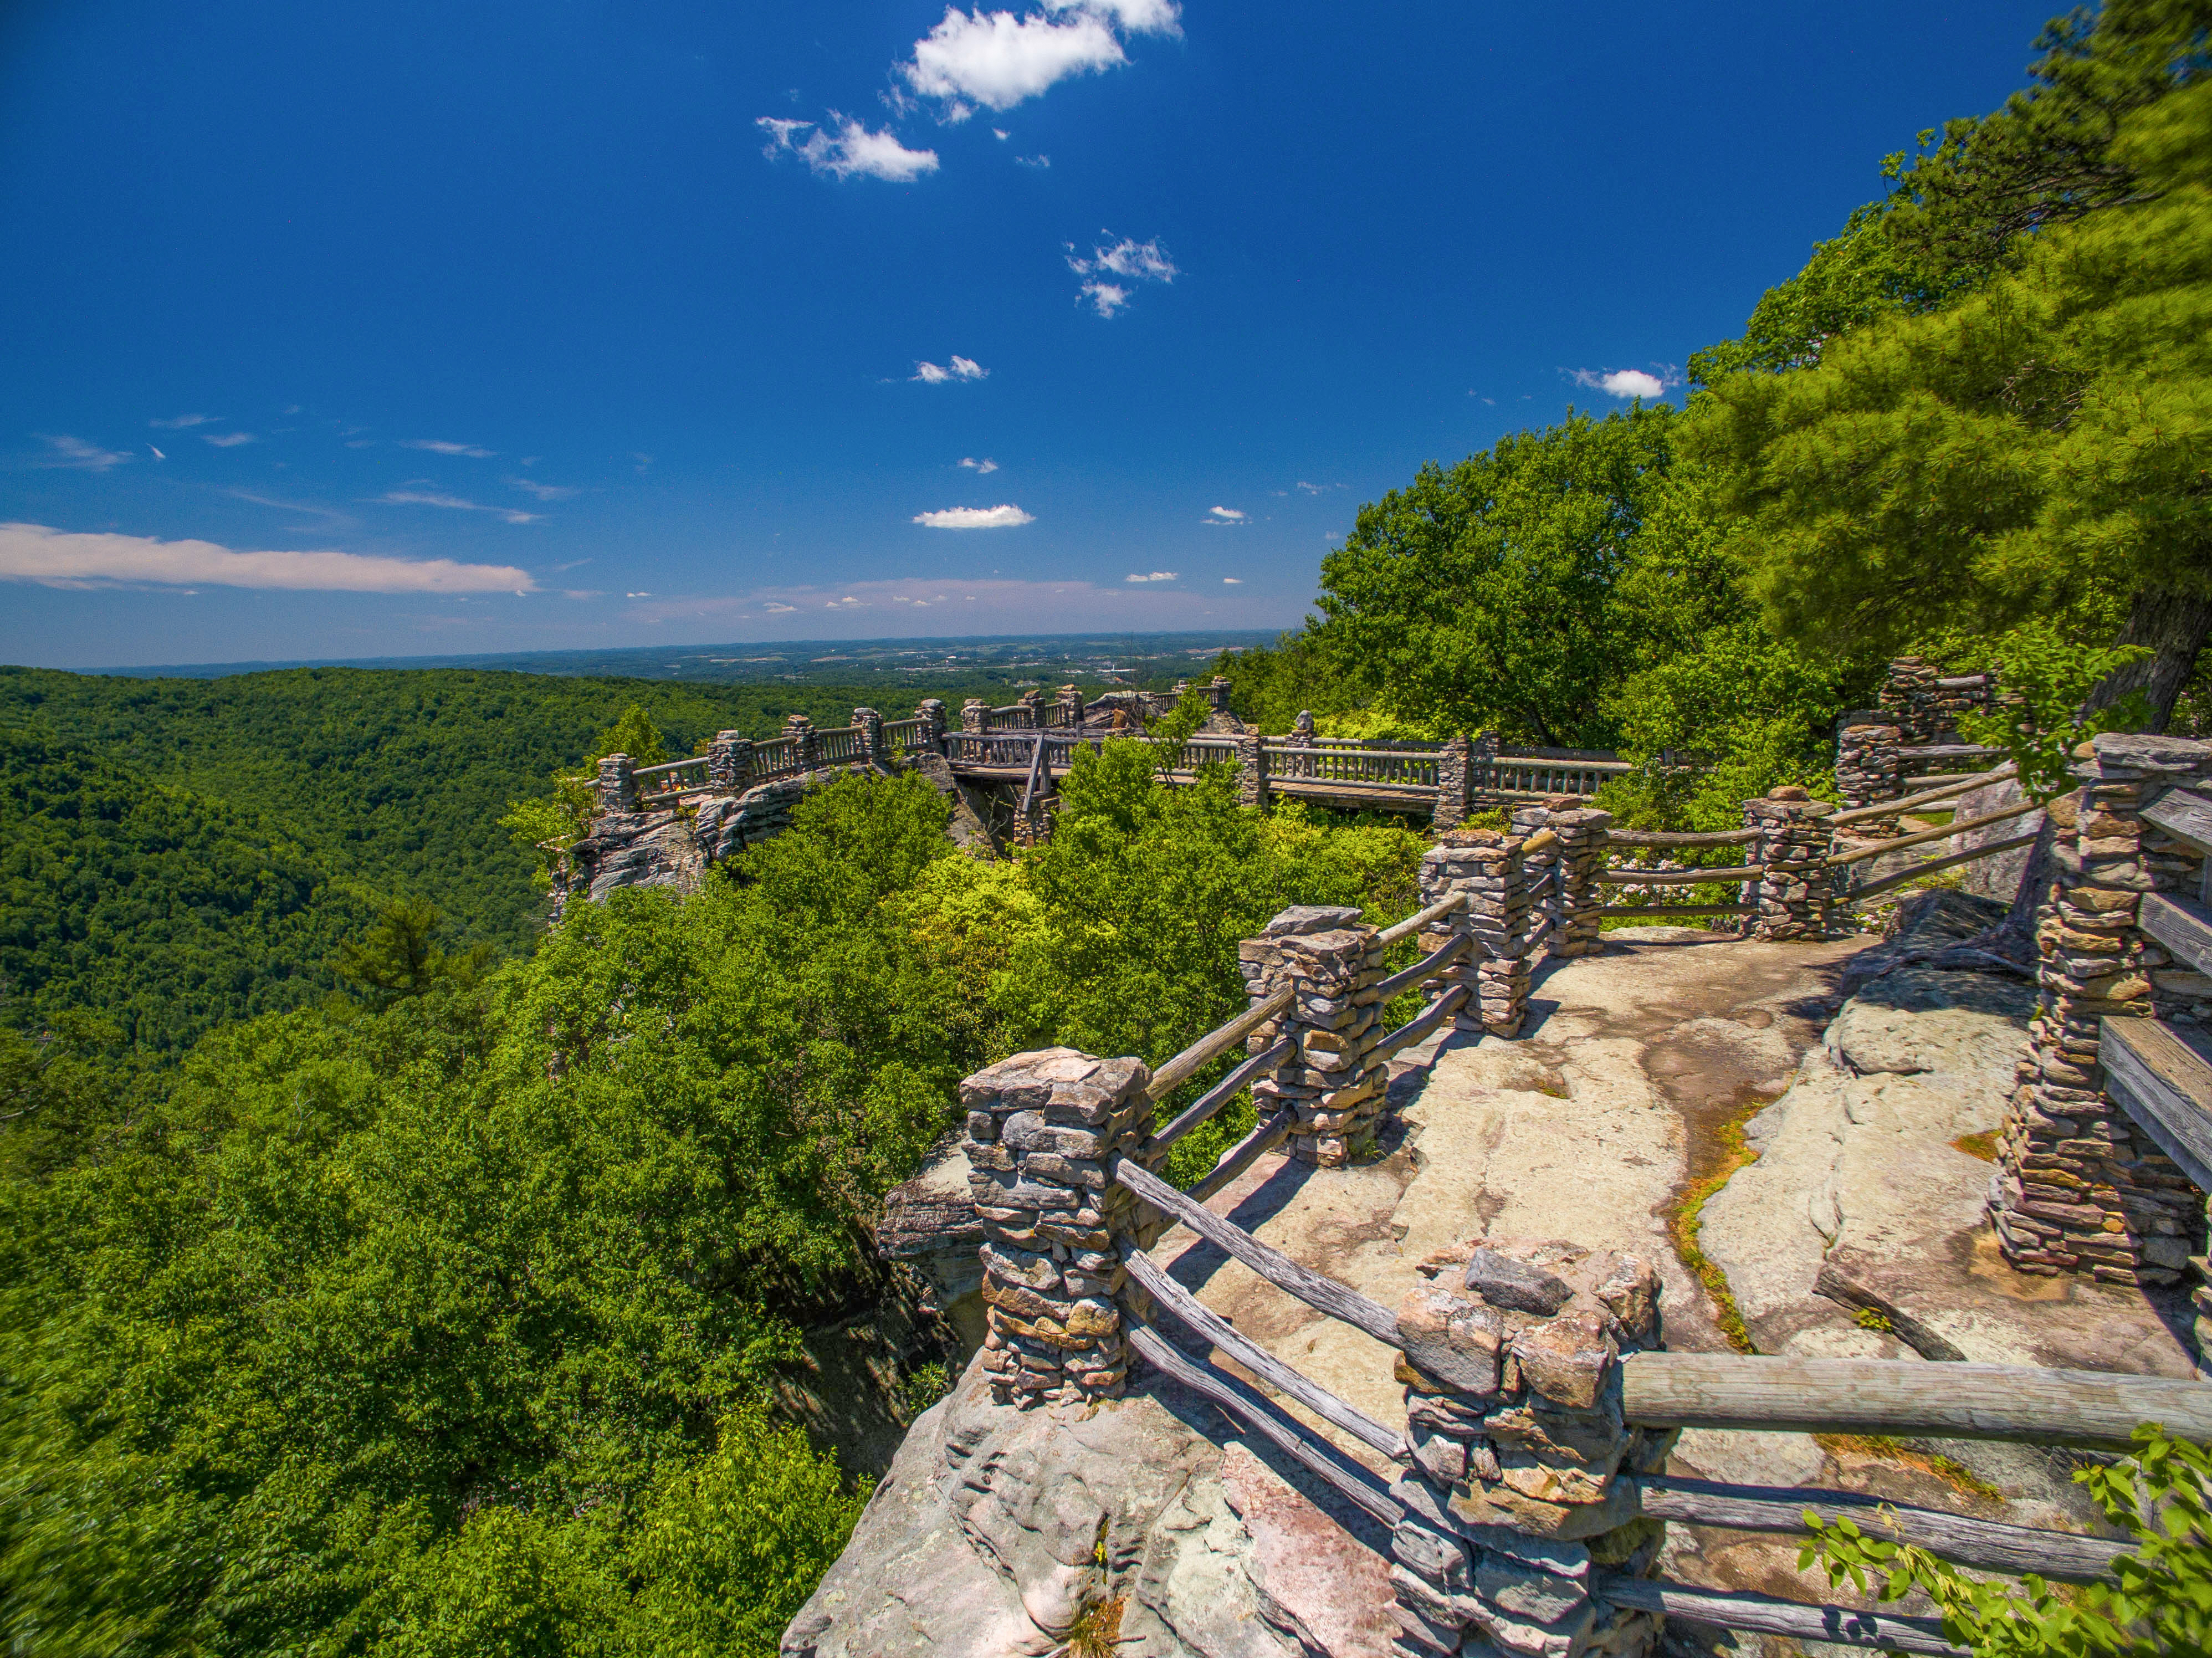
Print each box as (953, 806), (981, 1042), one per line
(1222, 576), (1242, 584)
(757, 114), (939, 181)
(506, 477), (578, 501)
(913, 354), (988, 383)
(992, 127), (1011, 139)
(1043, 0), (1180, 31)
(403, 438), (495, 457)
(1294, 480), (1342, 495)
(1124, 570), (1177, 581)
(1206, 506), (1246, 524)
(959, 456), (999, 473)
(150, 413), (217, 429)
(1078, 281), (1130, 318)
(901, 7), (1124, 112)
(32, 434), (131, 471)
(203, 431), (257, 448)
(0, 522), (535, 593)
(1017, 153), (1050, 168)
(149, 446), (166, 460)
(913, 504), (1035, 529)
(1067, 234), (1177, 317)
(1571, 367), (1670, 399)
(627, 591), (653, 598)
(762, 601), (798, 612)
(378, 490), (541, 525)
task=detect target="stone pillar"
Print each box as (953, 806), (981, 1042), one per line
(916, 697), (947, 753)
(706, 730), (752, 792)
(1055, 683), (1085, 728)
(1207, 674), (1232, 714)
(1240, 908), (1389, 1167)
(1510, 799), (1613, 959)
(1879, 657), (1942, 744)
(1237, 730), (1271, 810)
(1834, 712), (1904, 831)
(1420, 831), (1533, 1036)
(1387, 1239), (1670, 1658)
(1743, 786), (1834, 940)
(962, 1047), (1153, 1407)
(1434, 734), (1472, 831)
(1470, 731), (1498, 806)
(1992, 734), (2212, 1287)
(958, 697), (987, 762)
(784, 713), (820, 771)
(1016, 689), (1043, 729)
(1288, 709), (1319, 779)
(852, 706), (884, 764)
(595, 751), (636, 815)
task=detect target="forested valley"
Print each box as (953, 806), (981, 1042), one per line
(5, 4), (2209, 1654)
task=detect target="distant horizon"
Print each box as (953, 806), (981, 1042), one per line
(47, 626), (1284, 682)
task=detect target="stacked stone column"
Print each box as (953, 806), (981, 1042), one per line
(1511, 800), (1614, 958)
(915, 697), (947, 753)
(706, 730), (752, 792)
(1239, 907), (1390, 1166)
(959, 697), (987, 761)
(1015, 688), (1043, 728)
(1386, 1239), (1670, 1658)
(1992, 734), (2211, 1288)
(784, 713), (821, 771)
(1433, 734), (1473, 831)
(1055, 683), (1085, 727)
(1207, 674), (1233, 714)
(1419, 832), (1534, 1036)
(1743, 787), (1835, 940)
(851, 706), (884, 765)
(595, 752), (636, 815)
(1287, 710), (1319, 779)
(1835, 713), (1904, 830)
(1237, 730), (1271, 810)
(962, 1048), (1153, 1406)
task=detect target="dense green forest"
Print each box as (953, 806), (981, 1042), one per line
(5, 5), (2210, 1655)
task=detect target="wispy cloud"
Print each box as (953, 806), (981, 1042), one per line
(913, 503), (1034, 529)
(1124, 569), (1177, 581)
(1206, 506), (1246, 524)
(0, 522), (535, 592)
(223, 489), (355, 523)
(1294, 480), (1343, 495)
(506, 476), (578, 501)
(758, 114), (939, 181)
(402, 438), (494, 457)
(913, 355), (988, 384)
(378, 490), (541, 525)
(149, 446), (166, 461)
(1067, 234), (1177, 318)
(31, 434), (131, 472)
(202, 431), (257, 448)
(149, 413), (217, 429)
(1222, 576), (1243, 584)
(1016, 153), (1050, 168)
(762, 601), (798, 612)
(1571, 367), (1671, 399)
(958, 457), (999, 475)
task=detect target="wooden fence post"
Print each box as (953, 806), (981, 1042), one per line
(1993, 734), (2211, 1289)
(706, 730), (752, 792)
(1742, 787), (1833, 940)
(1237, 730), (1270, 811)
(1239, 907), (1389, 1166)
(1512, 799), (1612, 958)
(1421, 831), (1532, 1036)
(964, 1048), (1154, 1406)
(595, 752), (636, 815)
(1387, 1239), (1671, 1658)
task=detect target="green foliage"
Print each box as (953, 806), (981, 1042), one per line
(1206, 632), (1356, 734)
(595, 704), (669, 769)
(337, 895), (493, 1009)
(0, 725), (375, 1055)
(1315, 407), (1674, 748)
(1958, 626), (2154, 800)
(1800, 1424), (2212, 1656)
(0, 1012), (140, 1183)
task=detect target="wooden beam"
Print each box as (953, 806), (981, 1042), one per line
(1600, 1576), (1963, 1655)
(1121, 1243), (1405, 1461)
(1605, 827), (1760, 848)
(1109, 1155), (1403, 1348)
(1370, 984), (1471, 1065)
(1829, 764), (2015, 827)
(2099, 1017), (2212, 1195)
(1896, 743), (2009, 761)
(2144, 787), (2212, 854)
(2141, 891), (2212, 979)
(1146, 986), (1296, 1102)
(1599, 904), (1758, 918)
(1148, 1036), (1296, 1156)
(1184, 1111), (1296, 1205)
(1826, 796), (2044, 868)
(1634, 1476), (2127, 1584)
(1375, 889), (1468, 947)
(1845, 832), (2040, 902)
(1620, 1352), (2212, 1449)
(1594, 864), (1763, 886)
(1125, 1319), (1403, 1526)
(1376, 934), (1472, 1001)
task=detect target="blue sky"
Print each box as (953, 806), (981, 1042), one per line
(1, 0), (2054, 669)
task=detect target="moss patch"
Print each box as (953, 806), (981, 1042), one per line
(1666, 1092), (1768, 1354)
(1815, 1432), (2007, 1502)
(1952, 1129), (1999, 1163)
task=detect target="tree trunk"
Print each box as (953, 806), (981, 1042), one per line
(2086, 585), (2212, 733)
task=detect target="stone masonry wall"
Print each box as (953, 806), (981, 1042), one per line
(1420, 831), (1533, 1037)
(1240, 907), (1390, 1166)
